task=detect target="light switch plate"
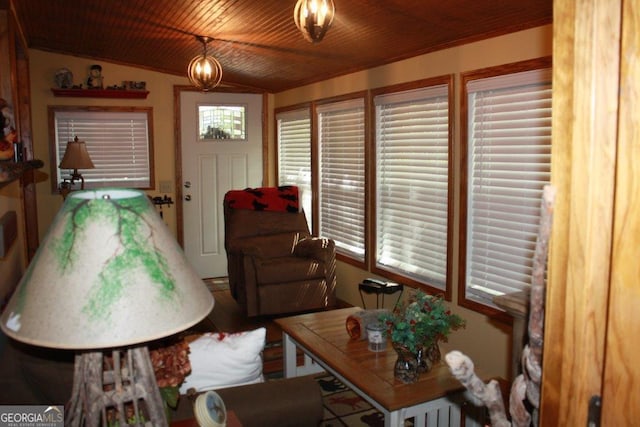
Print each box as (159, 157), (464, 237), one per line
(159, 180), (173, 193)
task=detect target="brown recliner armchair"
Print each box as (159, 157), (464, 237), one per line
(223, 186), (337, 317)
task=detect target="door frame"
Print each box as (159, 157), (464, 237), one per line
(540, 0), (638, 424)
(5, 8), (39, 261)
(172, 85), (270, 246)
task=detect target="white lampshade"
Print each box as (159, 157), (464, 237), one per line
(0, 188), (214, 349)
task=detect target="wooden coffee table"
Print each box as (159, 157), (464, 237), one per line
(275, 307), (487, 427)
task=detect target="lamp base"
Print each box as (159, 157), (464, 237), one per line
(66, 346), (167, 427)
(59, 171), (85, 199)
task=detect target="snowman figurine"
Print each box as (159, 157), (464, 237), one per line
(87, 64), (104, 89)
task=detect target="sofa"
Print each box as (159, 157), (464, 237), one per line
(171, 375), (322, 427)
(0, 330), (323, 427)
(224, 186), (337, 317)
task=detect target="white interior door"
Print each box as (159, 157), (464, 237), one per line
(180, 91), (263, 279)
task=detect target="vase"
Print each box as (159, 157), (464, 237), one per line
(415, 346), (432, 373)
(427, 342), (441, 363)
(415, 342), (441, 373)
(392, 344), (419, 383)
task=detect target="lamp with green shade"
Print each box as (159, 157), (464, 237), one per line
(0, 189), (214, 426)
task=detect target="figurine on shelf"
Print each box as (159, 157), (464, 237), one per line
(54, 68), (73, 89)
(1, 98), (14, 129)
(1, 98), (16, 161)
(0, 130), (17, 161)
(87, 64), (104, 89)
(124, 81), (146, 90)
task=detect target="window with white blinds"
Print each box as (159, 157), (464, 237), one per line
(317, 98), (366, 261)
(51, 107), (153, 189)
(464, 67), (552, 305)
(374, 83), (451, 290)
(276, 108), (312, 224)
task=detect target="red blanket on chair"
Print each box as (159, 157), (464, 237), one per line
(224, 186), (300, 212)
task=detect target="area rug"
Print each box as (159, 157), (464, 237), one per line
(316, 373), (413, 427)
(201, 279), (402, 426)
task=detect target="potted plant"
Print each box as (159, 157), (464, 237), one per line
(379, 290), (465, 383)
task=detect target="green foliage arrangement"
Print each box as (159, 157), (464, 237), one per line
(379, 290), (466, 353)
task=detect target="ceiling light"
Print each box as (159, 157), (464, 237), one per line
(294, 0), (335, 43)
(188, 35), (223, 92)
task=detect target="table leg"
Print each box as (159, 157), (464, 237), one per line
(282, 332), (298, 378)
(282, 332), (324, 378)
(386, 409), (403, 427)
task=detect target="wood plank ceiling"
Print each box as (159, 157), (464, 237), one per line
(12, 0), (552, 93)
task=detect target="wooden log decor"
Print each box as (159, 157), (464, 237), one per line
(345, 309), (389, 340)
(66, 347), (168, 426)
(445, 184), (556, 427)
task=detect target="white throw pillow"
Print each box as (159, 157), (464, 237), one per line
(179, 327), (266, 394)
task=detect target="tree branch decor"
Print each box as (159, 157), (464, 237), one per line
(445, 184), (556, 426)
(49, 193), (178, 321)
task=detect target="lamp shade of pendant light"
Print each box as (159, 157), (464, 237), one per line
(294, 0), (335, 43)
(188, 35), (223, 92)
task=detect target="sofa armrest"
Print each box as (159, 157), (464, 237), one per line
(293, 237), (336, 263)
(0, 336), (75, 405)
(228, 241), (263, 258)
(172, 375), (323, 427)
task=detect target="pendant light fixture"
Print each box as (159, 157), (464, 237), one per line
(187, 35), (223, 91)
(294, 0), (335, 43)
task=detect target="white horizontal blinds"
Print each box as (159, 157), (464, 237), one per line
(466, 68), (552, 302)
(317, 98), (366, 260)
(55, 111), (151, 188)
(276, 108), (312, 223)
(375, 84), (450, 290)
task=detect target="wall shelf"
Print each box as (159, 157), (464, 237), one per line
(0, 160), (44, 188)
(51, 88), (149, 99)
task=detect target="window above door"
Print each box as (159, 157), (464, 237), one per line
(197, 104), (247, 141)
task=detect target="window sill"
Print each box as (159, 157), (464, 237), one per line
(493, 288), (531, 380)
(492, 289), (530, 319)
(51, 88), (149, 99)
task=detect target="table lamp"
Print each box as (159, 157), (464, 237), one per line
(0, 189), (214, 426)
(59, 136), (95, 198)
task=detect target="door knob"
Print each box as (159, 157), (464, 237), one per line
(184, 194), (191, 201)
(184, 181), (191, 188)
